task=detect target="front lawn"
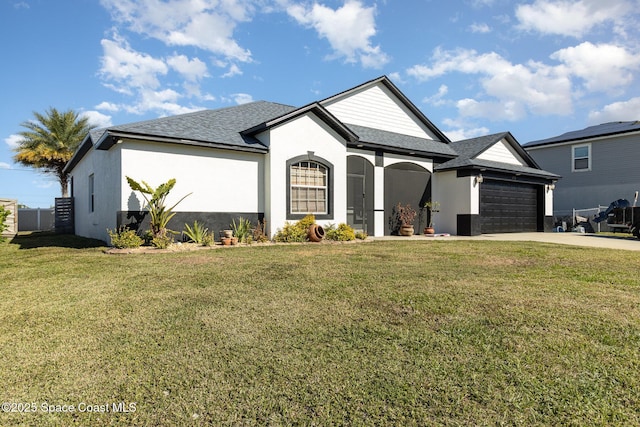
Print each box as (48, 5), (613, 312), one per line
(1, 234), (639, 426)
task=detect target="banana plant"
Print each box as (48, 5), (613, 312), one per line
(126, 177), (191, 238)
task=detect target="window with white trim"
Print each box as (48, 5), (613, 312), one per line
(572, 144), (591, 172)
(290, 161), (328, 214)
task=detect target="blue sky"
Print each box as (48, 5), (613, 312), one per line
(1, 0), (639, 207)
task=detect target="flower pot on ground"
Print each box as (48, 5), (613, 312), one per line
(221, 237), (232, 246)
(392, 203), (417, 236)
(308, 224), (325, 242)
(424, 201), (440, 234)
(400, 225), (415, 236)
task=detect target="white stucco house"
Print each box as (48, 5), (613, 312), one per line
(64, 76), (558, 243)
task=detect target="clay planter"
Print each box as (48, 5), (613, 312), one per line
(423, 227), (435, 235)
(223, 230), (233, 238)
(308, 224), (325, 242)
(399, 225), (414, 236)
(221, 237), (232, 246)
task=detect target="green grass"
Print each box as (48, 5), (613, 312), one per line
(1, 233), (639, 426)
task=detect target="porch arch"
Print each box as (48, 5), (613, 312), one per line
(384, 162), (431, 235)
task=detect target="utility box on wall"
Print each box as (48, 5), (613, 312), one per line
(0, 199), (18, 238)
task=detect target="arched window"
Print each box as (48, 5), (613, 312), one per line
(290, 160), (328, 214)
(286, 155), (333, 220)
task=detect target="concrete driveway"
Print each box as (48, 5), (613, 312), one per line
(376, 232), (640, 251)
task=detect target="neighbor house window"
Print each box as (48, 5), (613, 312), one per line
(89, 174), (95, 213)
(572, 144), (591, 172)
(286, 155), (333, 220)
(290, 161), (327, 214)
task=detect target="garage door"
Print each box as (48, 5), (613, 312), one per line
(480, 180), (539, 233)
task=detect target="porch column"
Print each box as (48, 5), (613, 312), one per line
(374, 152), (385, 236)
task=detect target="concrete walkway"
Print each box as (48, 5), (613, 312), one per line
(374, 232), (640, 251)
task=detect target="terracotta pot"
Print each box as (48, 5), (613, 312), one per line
(231, 237), (238, 245)
(221, 237), (232, 246)
(308, 224), (325, 242)
(424, 227), (435, 235)
(399, 225), (414, 236)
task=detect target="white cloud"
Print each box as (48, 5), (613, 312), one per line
(515, 0), (633, 38)
(4, 134), (21, 149)
(81, 110), (113, 128)
(422, 84), (449, 106)
(122, 88), (204, 116)
(222, 63), (243, 78)
(0, 162), (11, 169)
(99, 0), (253, 62)
(469, 23), (491, 33)
(95, 101), (120, 112)
(99, 34), (168, 91)
(407, 48), (573, 120)
(442, 118), (490, 141)
(232, 93), (254, 105)
(551, 42), (640, 93)
(99, 32), (213, 115)
(287, 0), (389, 68)
(588, 97), (640, 124)
(166, 54), (209, 82)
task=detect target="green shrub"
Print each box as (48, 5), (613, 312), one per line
(355, 230), (368, 240)
(107, 226), (143, 249)
(151, 234), (172, 249)
(325, 223), (356, 241)
(202, 232), (214, 247)
(297, 214), (316, 231)
(273, 222), (307, 242)
(184, 220), (208, 244)
(273, 215), (316, 243)
(232, 217), (253, 243)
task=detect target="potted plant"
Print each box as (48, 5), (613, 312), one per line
(393, 203), (417, 236)
(423, 201), (440, 234)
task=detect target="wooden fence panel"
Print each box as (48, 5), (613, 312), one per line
(0, 199), (18, 237)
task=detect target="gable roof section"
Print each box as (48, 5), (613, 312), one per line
(319, 75), (452, 144)
(242, 102), (359, 143)
(436, 132), (560, 180)
(525, 121), (640, 148)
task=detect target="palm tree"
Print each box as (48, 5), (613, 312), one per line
(13, 108), (96, 197)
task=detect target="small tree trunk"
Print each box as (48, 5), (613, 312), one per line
(60, 174), (69, 198)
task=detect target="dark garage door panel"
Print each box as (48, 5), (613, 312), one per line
(481, 181), (538, 233)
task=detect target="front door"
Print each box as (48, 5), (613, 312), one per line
(347, 156), (374, 235)
(347, 173), (366, 231)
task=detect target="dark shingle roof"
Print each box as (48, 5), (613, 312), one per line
(102, 101), (297, 151)
(436, 132), (560, 179)
(524, 121), (640, 147)
(348, 124), (457, 158)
